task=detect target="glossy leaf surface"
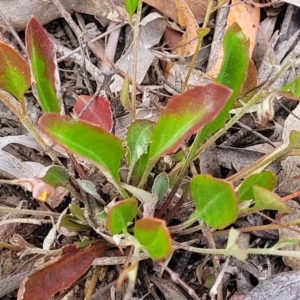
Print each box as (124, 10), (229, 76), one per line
(191, 174), (238, 229)
(39, 113), (124, 188)
(106, 198), (138, 234)
(73, 95), (113, 131)
(26, 17), (60, 112)
(0, 42), (30, 101)
(134, 218), (172, 260)
(197, 22), (249, 143)
(149, 83), (232, 162)
(238, 171), (277, 202)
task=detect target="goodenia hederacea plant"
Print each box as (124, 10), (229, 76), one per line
(237, 170), (277, 202)
(0, 41), (58, 161)
(106, 198), (138, 235)
(159, 22), (250, 217)
(38, 113), (125, 194)
(198, 22), (249, 145)
(138, 83), (232, 187)
(134, 218), (172, 260)
(26, 17), (60, 113)
(280, 76), (300, 100)
(0, 42), (30, 109)
(73, 95), (113, 131)
(125, 119), (154, 182)
(190, 174), (238, 229)
(239, 186), (290, 215)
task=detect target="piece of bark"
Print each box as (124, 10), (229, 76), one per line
(244, 270), (300, 300)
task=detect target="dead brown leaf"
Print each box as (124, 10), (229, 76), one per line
(208, 0), (260, 77)
(17, 242), (111, 300)
(143, 0), (211, 24)
(172, 0), (199, 57)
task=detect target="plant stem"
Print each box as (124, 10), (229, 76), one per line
(226, 142), (290, 183)
(182, 0), (213, 90)
(0, 206), (60, 217)
(130, 0), (143, 118)
(137, 158), (156, 188)
(168, 214), (199, 233)
(0, 90), (59, 162)
(176, 242), (300, 259)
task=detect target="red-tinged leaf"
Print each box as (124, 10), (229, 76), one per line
(17, 242), (110, 300)
(73, 95), (113, 131)
(38, 113), (124, 189)
(106, 198), (138, 234)
(149, 83), (232, 161)
(0, 42), (30, 101)
(26, 17), (60, 113)
(134, 218), (172, 261)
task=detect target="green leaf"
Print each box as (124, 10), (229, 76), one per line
(78, 179), (103, 201)
(124, 0), (138, 18)
(126, 119), (153, 177)
(26, 17), (60, 112)
(0, 42), (30, 101)
(149, 83), (232, 163)
(106, 198), (138, 234)
(38, 113), (124, 189)
(197, 22), (249, 143)
(60, 215), (91, 231)
(121, 183), (158, 203)
(97, 211), (107, 224)
(132, 152), (149, 185)
(69, 204), (85, 221)
(190, 174), (238, 229)
(41, 165), (69, 187)
(249, 186), (290, 213)
(152, 172), (169, 200)
(238, 171), (277, 202)
(289, 130), (300, 148)
(280, 76), (300, 100)
(134, 218), (172, 260)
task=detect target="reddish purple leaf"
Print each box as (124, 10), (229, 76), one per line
(17, 242), (111, 300)
(26, 17), (60, 112)
(73, 95), (113, 131)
